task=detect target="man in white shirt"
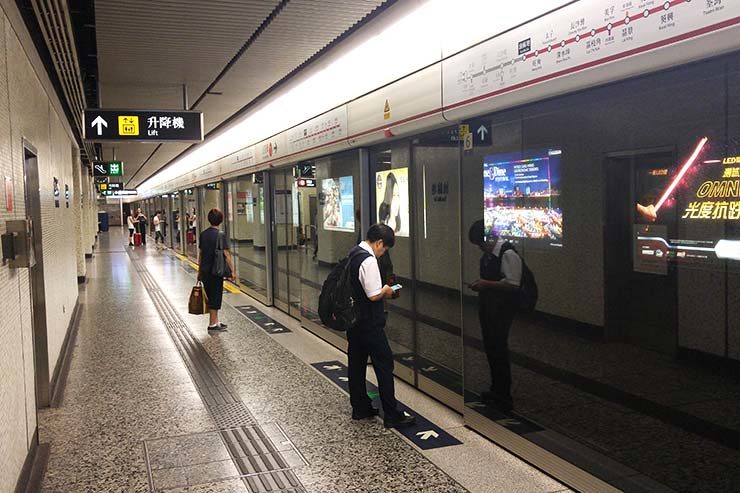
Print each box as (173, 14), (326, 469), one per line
(468, 220), (522, 412)
(346, 223), (415, 428)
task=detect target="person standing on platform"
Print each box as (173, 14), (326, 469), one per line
(468, 220), (522, 412)
(127, 211), (136, 246)
(198, 208), (237, 331)
(346, 223), (415, 428)
(153, 211), (164, 250)
(136, 208), (147, 245)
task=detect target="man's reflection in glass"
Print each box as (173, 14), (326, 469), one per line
(468, 220), (522, 412)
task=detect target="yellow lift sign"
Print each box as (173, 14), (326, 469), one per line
(118, 116), (139, 136)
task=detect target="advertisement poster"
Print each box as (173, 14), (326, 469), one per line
(259, 188), (264, 224)
(375, 168), (409, 237)
(245, 191), (254, 222)
(634, 137), (740, 266)
(483, 149), (562, 246)
(322, 176), (354, 232)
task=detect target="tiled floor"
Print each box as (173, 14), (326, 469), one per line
(38, 228), (569, 492)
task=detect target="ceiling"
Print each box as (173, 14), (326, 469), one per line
(94, 0), (389, 188)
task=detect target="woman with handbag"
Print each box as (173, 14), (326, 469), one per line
(198, 208), (237, 331)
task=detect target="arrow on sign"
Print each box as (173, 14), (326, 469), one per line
(498, 418), (521, 427)
(339, 377), (348, 382)
(323, 365), (341, 371)
(422, 366), (437, 372)
(476, 125), (488, 140)
(416, 430), (439, 440)
(91, 116), (108, 136)
(265, 322), (275, 326)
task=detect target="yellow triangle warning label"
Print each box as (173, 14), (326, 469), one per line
(383, 99), (391, 120)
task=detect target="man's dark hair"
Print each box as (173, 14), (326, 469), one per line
(468, 219), (486, 245)
(208, 208), (224, 226)
(366, 223), (395, 248)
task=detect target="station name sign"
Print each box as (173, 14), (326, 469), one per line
(83, 109), (203, 143)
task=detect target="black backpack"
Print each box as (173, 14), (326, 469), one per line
(318, 249), (370, 331)
(500, 243), (538, 312)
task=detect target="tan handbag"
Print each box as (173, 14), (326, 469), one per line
(188, 281), (209, 315)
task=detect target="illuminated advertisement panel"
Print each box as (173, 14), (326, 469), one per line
(635, 137), (740, 267)
(376, 168), (410, 238)
(322, 176), (355, 232)
(483, 148), (562, 247)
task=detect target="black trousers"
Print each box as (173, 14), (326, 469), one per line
(346, 324), (399, 418)
(479, 293), (518, 402)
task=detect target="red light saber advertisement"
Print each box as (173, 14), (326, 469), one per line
(635, 137), (740, 269)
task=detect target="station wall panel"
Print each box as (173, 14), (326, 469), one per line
(0, 6), (82, 491)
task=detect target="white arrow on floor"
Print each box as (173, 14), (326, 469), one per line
(422, 366), (437, 372)
(416, 430), (439, 440)
(499, 418), (521, 427)
(271, 328), (283, 333)
(339, 377), (348, 382)
(323, 365), (341, 371)
(265, 322), (275, 326)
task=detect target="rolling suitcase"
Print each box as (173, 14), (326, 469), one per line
(133, 232), (142, 246)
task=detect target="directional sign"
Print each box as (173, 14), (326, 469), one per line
(93, 162), (108, 176)
(312, 360), (462, 450)
(112, 189), (138, 196)
(416, 430), (439, 440)
(475, 124), (491, 145)
(465, 119), (491, 146)
(93, 161), (124, 177)
(83, 109), (203, 142)
(234, 305), (291, 334)
(94, 176), (109, 185)
(107, 182), (123, 191)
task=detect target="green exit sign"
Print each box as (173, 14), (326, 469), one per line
(108, 161), (123, 176)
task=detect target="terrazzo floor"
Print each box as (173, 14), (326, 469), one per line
(38, 228), (569, 492)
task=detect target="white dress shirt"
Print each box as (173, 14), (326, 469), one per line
(493, 239), (522, 287)
(357, 242), (383, 298)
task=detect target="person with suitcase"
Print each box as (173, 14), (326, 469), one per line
(136, 208), (147, 245)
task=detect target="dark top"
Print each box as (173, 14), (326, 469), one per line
(479, 249), (518, 307)
(480, 253), (503, 281)
(348, 246), (384, 329)
(199, 227), (230, 276)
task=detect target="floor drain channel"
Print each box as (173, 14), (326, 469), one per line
(127, 251), (307, 492)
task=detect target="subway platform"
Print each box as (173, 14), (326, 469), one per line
(36, 227), (570, 492)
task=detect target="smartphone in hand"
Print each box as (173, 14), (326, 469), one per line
(391, 284), (403, 291)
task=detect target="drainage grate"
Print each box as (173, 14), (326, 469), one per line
(127, 251), (306, 492)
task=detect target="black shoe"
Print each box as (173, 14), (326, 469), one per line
(352, 407), (379, 420)
(207, 324), (227, 332)
(384, 412), (416, 429)
(481, 391), (513, 412)
(219, 322), (228, 329)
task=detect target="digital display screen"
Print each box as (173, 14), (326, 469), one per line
(483, 148), (562, 246)
(376, 168), (410, 238)
(635, 137), (740, 267)
(322, 176), (355, 232)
